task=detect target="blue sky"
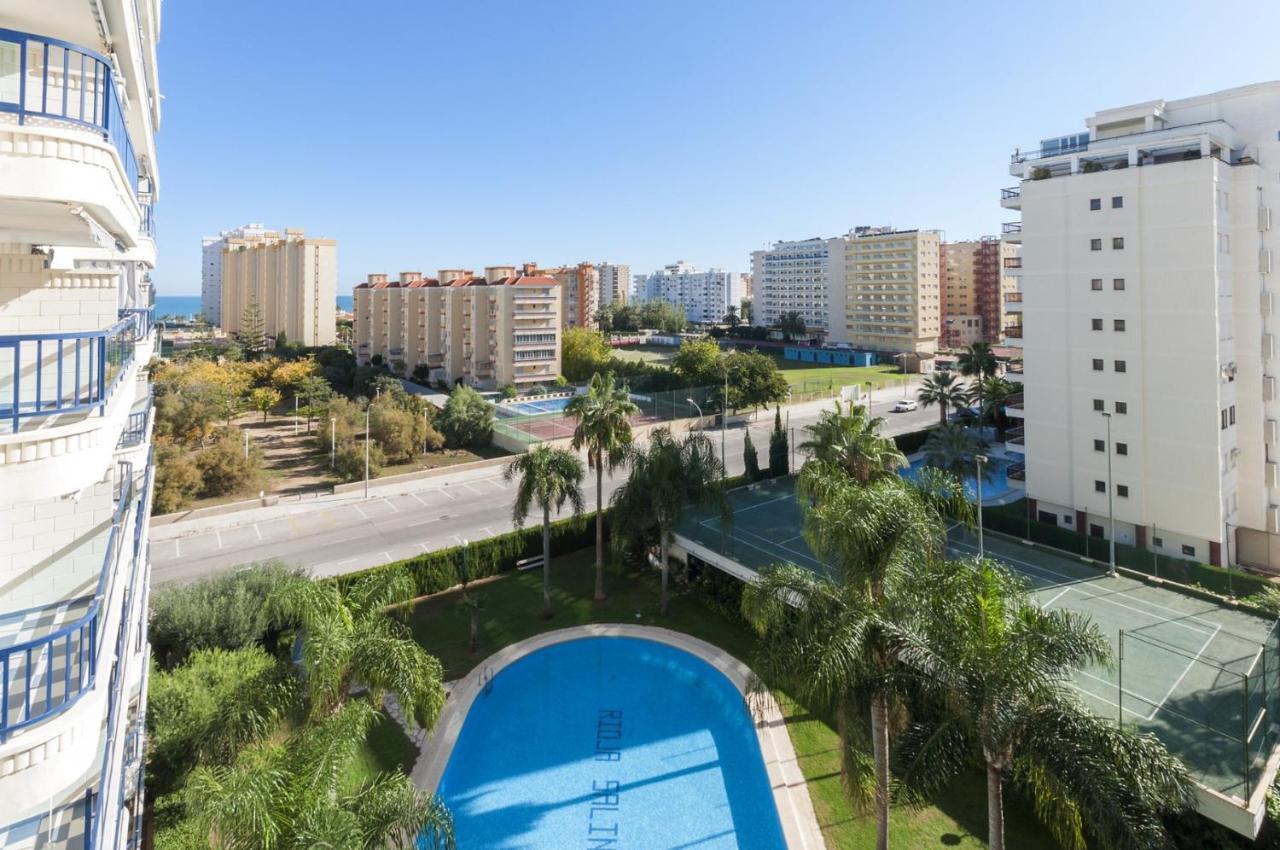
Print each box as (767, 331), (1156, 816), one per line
(154, 0), (1280, 295)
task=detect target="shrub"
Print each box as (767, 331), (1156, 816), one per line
(369, 401), (423, 464)
(437, 384), (494, 448)
(411, 363), (433, 384)
(1081, 160), (1104, 173)
(153, 446), (203, 514)
(334, 438), (383, 482)
(195, 433), (264, 498)
(1031, 167), (1050, 180)
(499, 384), (518, 400)
(148, 560), (305, 669)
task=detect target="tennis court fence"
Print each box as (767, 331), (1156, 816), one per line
(492, 384), (724, 446)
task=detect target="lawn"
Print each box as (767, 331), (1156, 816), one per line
(611, 344), (677, 366)
(404, 549), (1060, 849)
(771, 354), (907, 392)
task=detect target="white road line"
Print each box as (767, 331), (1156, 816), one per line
(460, 483), (481, 495)
(411, 493), (429, 507)
(438, 488), (456, 501)
(418, 542), (430, 551)
(482, 527), (495, 537)
(353, 504), (369, 520)
(1040, 587), (1072, 610)
(214, 529), (223, 550)
(452, 535), (464, 545)
(174, 538), (181, 558)
(253, 524), (263, 541)
(384, 499), (400, 513)
(1146, 623), (1222, 721)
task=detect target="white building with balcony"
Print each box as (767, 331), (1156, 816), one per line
(0, 2), (160, 848)
(200, 222), (273, 326)
(632, 261), (743, 324)
(751, 237), (842, 337)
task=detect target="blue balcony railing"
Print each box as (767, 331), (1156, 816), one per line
(119, 305), (154, 339)
(0, 309), (150, 433)
(0, 28), (142, 204)
(117, 393), (152, 450)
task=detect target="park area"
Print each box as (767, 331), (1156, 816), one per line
(612, 343), (908, 390)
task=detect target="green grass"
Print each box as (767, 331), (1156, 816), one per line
(344, 711), (421, 790)
(772, 354), (906, 391)
(611, 344), (677, 366)
(404, 548), (1060, 848)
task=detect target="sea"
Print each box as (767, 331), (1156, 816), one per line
(155, 294), (353, 319)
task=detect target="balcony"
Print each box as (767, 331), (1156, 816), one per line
(1007, 461), (1026, 484)
(1009, 121), (1243, 179)
(1006, 426), (1025, 453)
(0, 309), (151, 434)
(0, 28), (152, 250)
(1003, 256), (1022, 270)
(1000, 186), (1022, 210)
(1003, 324), (1023, 339)
(1001, 222), (1023, 243)
(116, 392), (152, 450)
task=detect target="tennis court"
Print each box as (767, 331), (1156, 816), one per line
(675, 477), (1280, 803)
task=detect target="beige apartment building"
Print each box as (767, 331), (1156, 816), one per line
(221, 228), (338, 346)
(941, 238), (1020, 347)
(355, 268), (561, 389)
(837, 227), (942, 356)
(528, 262), (598, 329)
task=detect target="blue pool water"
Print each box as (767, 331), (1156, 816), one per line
(435, 637), (786, 849)
(903, 455), (1018, 503)
(496, 396), (573, 418)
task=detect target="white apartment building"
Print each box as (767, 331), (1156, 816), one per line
(1007, 83), (1280, 573)
(597, 262), (630, 306)
(355, 268), (561, 389)
(200, 222), (273, 325)
(0, 3), (161, 849)
(220, 228), (337, 347)
(633, 261), (744, 324)
(751, 237), (843, 337)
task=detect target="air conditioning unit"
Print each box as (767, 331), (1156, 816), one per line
(1268, 419), (1280, 444)
(1268, 376), (1278, 401)
(1265, 334), (1276, 360)
(1260, 207), (1273, 232)
(1268, 462), (1280, 489)
(1270, 505), (1280, 533)
(1263, 250), (1275, 275)
(1264, 291), (1275, 316)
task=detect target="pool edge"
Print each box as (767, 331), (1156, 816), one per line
(412, 623), (826, 850)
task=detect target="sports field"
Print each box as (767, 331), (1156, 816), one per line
(676, 478), (1280, 802)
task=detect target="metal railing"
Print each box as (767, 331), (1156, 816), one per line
(0, 309), (150, 433)
(0, 28), (142, 203)
(1001, 221), (1023, 235)
(1001, 186), (1021, 200)
(1007, 461), (1026, 481)
(1004, 257), (1023, 269)
(117, 394), (152, 450)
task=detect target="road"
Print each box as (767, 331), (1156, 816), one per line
(149, 388), (936, 584)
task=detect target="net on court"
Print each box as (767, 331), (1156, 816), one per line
(492, 385), (723, 446)
(947, 524), (1280, 802)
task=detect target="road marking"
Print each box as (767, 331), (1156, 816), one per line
(452, 535), (464, 545)
(214, 529), (223, 550)
(438, 488), (456, 501)
(460, 482), (481, 495)
(411, 493), (429, 507)
(353, 504), (369, 519)
(174, 538), (181, 558)
(482, 526), (495, 537)
(384, 499), (400, 513)
(381, 551), (392, 562)
(1040, 587), (1072, 609)
(418, 542), (430, 551)
(254, 524), (263, 541)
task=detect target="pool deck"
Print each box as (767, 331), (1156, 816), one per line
(413, 623), (826, 850)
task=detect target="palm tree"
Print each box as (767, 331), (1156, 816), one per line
(976, 374), (1017, 438)
(610, 428), (728, 615)
(505, 444), (586, 617)
(899, 557), (1193, 850)
(922, 423), (987, 481)
(797, 401), (906, 494)
(186, 700), (455, 850)
(916, 370), (968, 428)
(566, 372), (640, 601)
(744, 472), (957, 850)
(270, 570), (445, 729)
(957, 343), (998, 429)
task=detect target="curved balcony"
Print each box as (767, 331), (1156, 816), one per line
(0, 28), (153, 248)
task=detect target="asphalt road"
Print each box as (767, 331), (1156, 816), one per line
(149, 390), (936, 584)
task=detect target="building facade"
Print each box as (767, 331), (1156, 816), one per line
(0, 3), (161, 848)
(633, 261), (744, 324)
(835, 227), (942, 356)
(750, 237), (842, 338)
(941, 238), (1020, 347)
(597, 262), (630, 306)
(201, 223), (274, 325)
(220, 228), (337, 347)
(354, 269), (561, 389)
(1007, 82), (1280, 566)
(528, 262), (597, 329)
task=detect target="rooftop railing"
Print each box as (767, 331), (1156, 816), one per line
(0, 28), (143, 205)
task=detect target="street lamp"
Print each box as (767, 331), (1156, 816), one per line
(364, 403), (371, 500)
(1102, 411), (1116, 577)
(686, 398), (703, 430)
(975, 454), (988, 558)
(330, 416), (336, 469)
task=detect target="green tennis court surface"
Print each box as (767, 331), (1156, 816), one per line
(676, 478), (1280, 802)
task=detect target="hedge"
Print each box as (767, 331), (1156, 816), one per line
(893, 427), (935, 456)
(982, 500), (1270, 599)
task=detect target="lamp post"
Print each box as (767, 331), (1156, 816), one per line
(243, 429), (249, 460)
(364, 403), (371, 500)
(975, 454), (988, 558)
(686, 399), (703, 430)
(722, 369), (728, 479)
(1102, 411), (1116, 577)
(294, 395), (299, 436)
(330, 416), (336, 469)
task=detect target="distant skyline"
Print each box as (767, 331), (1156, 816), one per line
(154, 0), (1280, 295)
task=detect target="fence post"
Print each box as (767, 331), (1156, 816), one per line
(1243, 677), (1251, 798)
(1117, 629), (1125, 726)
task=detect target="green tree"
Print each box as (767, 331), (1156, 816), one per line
(739, 297), (753, 325)
(797, 401), (905, 489)
(723, 349), (789, 414)
(274, 329), (288, 351)
(977, 374), (1018, 437)
(775, 311), (806, 341)
(768, 406), (789, 477)
(671, 337), (722, 385)
(249, 387), (282, 422)
(270, 570), (446, 727)
(612, 304), (640, 332)
(297, 374), (332, 434)
(922, 422), (987, 481)
(610, 429), (728, 615)
(723, 304), (740, 327)
(742, 427), (762, 482)
(437, 384), (494, 448)
(594, 302), (617, 331)
(637, 300), (687, 334)
(154, 445), (203, 514)
(916, 370), (968, 428)
(238, 300), (268, 358)
(561, 327), (613, 382)
(196, 433), (265, 498)
(369, 401), (426, 464)
(958, 343), (999, 429)
(566, 373), (641, 601)
(505, 445), (586, 617)
(901, 557), (1193, 850)
(334, 439), (383, 483)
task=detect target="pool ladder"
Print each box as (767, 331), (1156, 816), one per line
(480, 665), (495, 696)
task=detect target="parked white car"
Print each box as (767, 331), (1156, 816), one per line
(892, 399), (918, 412)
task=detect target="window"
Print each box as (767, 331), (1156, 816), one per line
(1153, 536), (1164, 547)
(1112, 237), (1125, 250)
(1092, 358), (1104, 371)
(1090, 238), (1103, 251)
(1230, 405), (1236, 425)
(1114, 360), (1126, 373)
(1091, 278), (1103, 291)
(1117, 442), (1128, 455)
(1181, 544), (1195, 557)
(1091, 318), (1103, 330)
(1222, 409), (1229, 430)
(1095, 480), (1106, 493)
(1094, 439), (1106, 451)
(1039, 510), (1058, 524)
(1117, 484), (1129, 497)
(1113, 278), (1126, 291)
(1112, 196), (1124, 209)
(1063, 514), (1074, 525)
(1115, 401), (1127, 414)
(1114, 319), (1126, 332)
(1093, 399), (1105, 411)
(1090, 198), (1102, 211)
(1090, 523), (1105, 538)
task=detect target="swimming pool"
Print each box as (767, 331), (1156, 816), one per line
(495, 396), (573, 418)
(434, 636), (787, 849)
(903, 455), (1019, 503)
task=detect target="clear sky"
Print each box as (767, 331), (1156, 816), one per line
(154, 0), (1280, 295)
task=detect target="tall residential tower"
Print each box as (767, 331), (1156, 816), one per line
(200, 222), (274, 325)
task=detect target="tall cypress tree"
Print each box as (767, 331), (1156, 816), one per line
(768, 406), (788, 477)
(743, 427), (762, 482)
(238, 299), (267, 358)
